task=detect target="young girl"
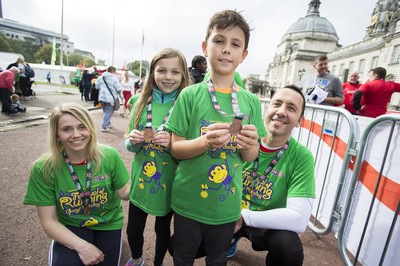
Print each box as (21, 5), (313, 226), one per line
(24, 103), (131, 266)
(124, 48), (190, 266)
(120, 71), (135, 117)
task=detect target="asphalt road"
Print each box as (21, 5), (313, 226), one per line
(0, 83), (345, 265)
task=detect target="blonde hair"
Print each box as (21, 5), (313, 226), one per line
(129, 48), (190, 132)
(11, 94), (19, 102)
(34, 103), (103, 183)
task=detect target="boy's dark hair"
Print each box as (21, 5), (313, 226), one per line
(314, 54), (328, 64)
(371, 67), (387, 79)
(281, 84), (306, 117)
(205, 10), (250, 51)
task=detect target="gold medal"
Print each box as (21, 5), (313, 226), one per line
(229, 115), (243, 135)
(143, 127), (155, 142)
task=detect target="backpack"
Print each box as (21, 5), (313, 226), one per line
(24, 65), (35, 78)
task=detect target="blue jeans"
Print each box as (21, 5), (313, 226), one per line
(101, 102), (114, 129)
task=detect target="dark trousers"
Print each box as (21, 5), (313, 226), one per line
(49, 226), (122, 266)
(19, 76), (30, 97)
(0, 88), (12, 113)
(84, 84), (91, 101)
(172, 212), (235, 266)
(126, 202), (173, 266)
(235, 226), (304, 266)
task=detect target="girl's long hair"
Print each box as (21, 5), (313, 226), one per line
(129, 48), (190, 132)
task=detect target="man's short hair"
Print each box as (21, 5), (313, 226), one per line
(205, 10), (251, 51)
(371, 67), (387, 79)
(278, 84), (306, 117)
(191, 55), (206, 68)
(107, 66), (116, 73)
(314, 54), (328, 64)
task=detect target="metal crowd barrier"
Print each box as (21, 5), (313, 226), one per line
(337, 114), (400, 266)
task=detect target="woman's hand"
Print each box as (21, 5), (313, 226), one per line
(76, 241), (105, 265)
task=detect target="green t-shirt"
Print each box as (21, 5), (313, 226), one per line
(242, 137), (315, 211)
(165, 82), (267, 225)
(127, 100), (177, 216)
(127, 94), (141, 111)
(23, 145), (130, 230)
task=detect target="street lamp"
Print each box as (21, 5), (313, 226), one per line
(298, 68), (306, 81)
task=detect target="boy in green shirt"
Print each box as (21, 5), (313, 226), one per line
(166, 9), (266, 265)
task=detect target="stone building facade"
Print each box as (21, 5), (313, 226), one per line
(265, 0), (400, 93)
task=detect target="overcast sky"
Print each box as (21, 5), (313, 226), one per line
(3, 0), (377, 78)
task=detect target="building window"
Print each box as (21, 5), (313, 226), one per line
(339, 63), (345, 76)
(349, 61), (354, 72)
(391, 45), (400, 64)
(371, 56), (378, 68)
(331, 65), (337, 75)
(359, 59), (365, 74)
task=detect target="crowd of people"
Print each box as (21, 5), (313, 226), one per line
(17, 8), (400, 266)
(298, 54), (400, 118)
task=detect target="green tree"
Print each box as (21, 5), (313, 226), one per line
(0, 34), (12, 52)
(128, 60), (149, 77)
(35, 43), (67, 65)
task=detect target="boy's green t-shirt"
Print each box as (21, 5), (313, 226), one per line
(127, 101), (177, 216)
(165, 82), (266, 225)
(24, 145), (130, 230)
(242, 137), (315, 211)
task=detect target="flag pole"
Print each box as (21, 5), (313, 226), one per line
(59, 0), (64, 92)
(112, 7), (115, 66)
(139, 29), (144, 79)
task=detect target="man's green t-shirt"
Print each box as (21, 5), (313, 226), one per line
(242, 137), (315, 211)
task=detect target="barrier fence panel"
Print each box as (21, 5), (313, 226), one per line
(337, 114), (400, 266)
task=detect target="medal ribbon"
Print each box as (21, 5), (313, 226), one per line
(250, 140), (290, 201)
(206, 78), (242, 117)
(145, 96), (176, 132)
(63, 150), (92, 214)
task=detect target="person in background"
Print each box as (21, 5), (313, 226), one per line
(18, 59), (30, 100)
(227, 85), (315, 266)
(10, 93), (26, 113)
(6, 58), (22, 70)
(23, 102), (131, 266)
(124, 48), (191, 266)
(95, 66), (122, 132)
(299, 55), (343, 106)
(335, 71), (361, 114)
(0, 66), (20, 115)
(81, 70), (93, 102)
(47, 71), (52, 83)
(353, 67), (400, 118)
(189, 55), (207, 84)
(165, 10), (266, 265)
(120, 71), (135, 117)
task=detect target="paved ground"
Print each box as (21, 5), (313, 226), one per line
(0, 83), (345, 265)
